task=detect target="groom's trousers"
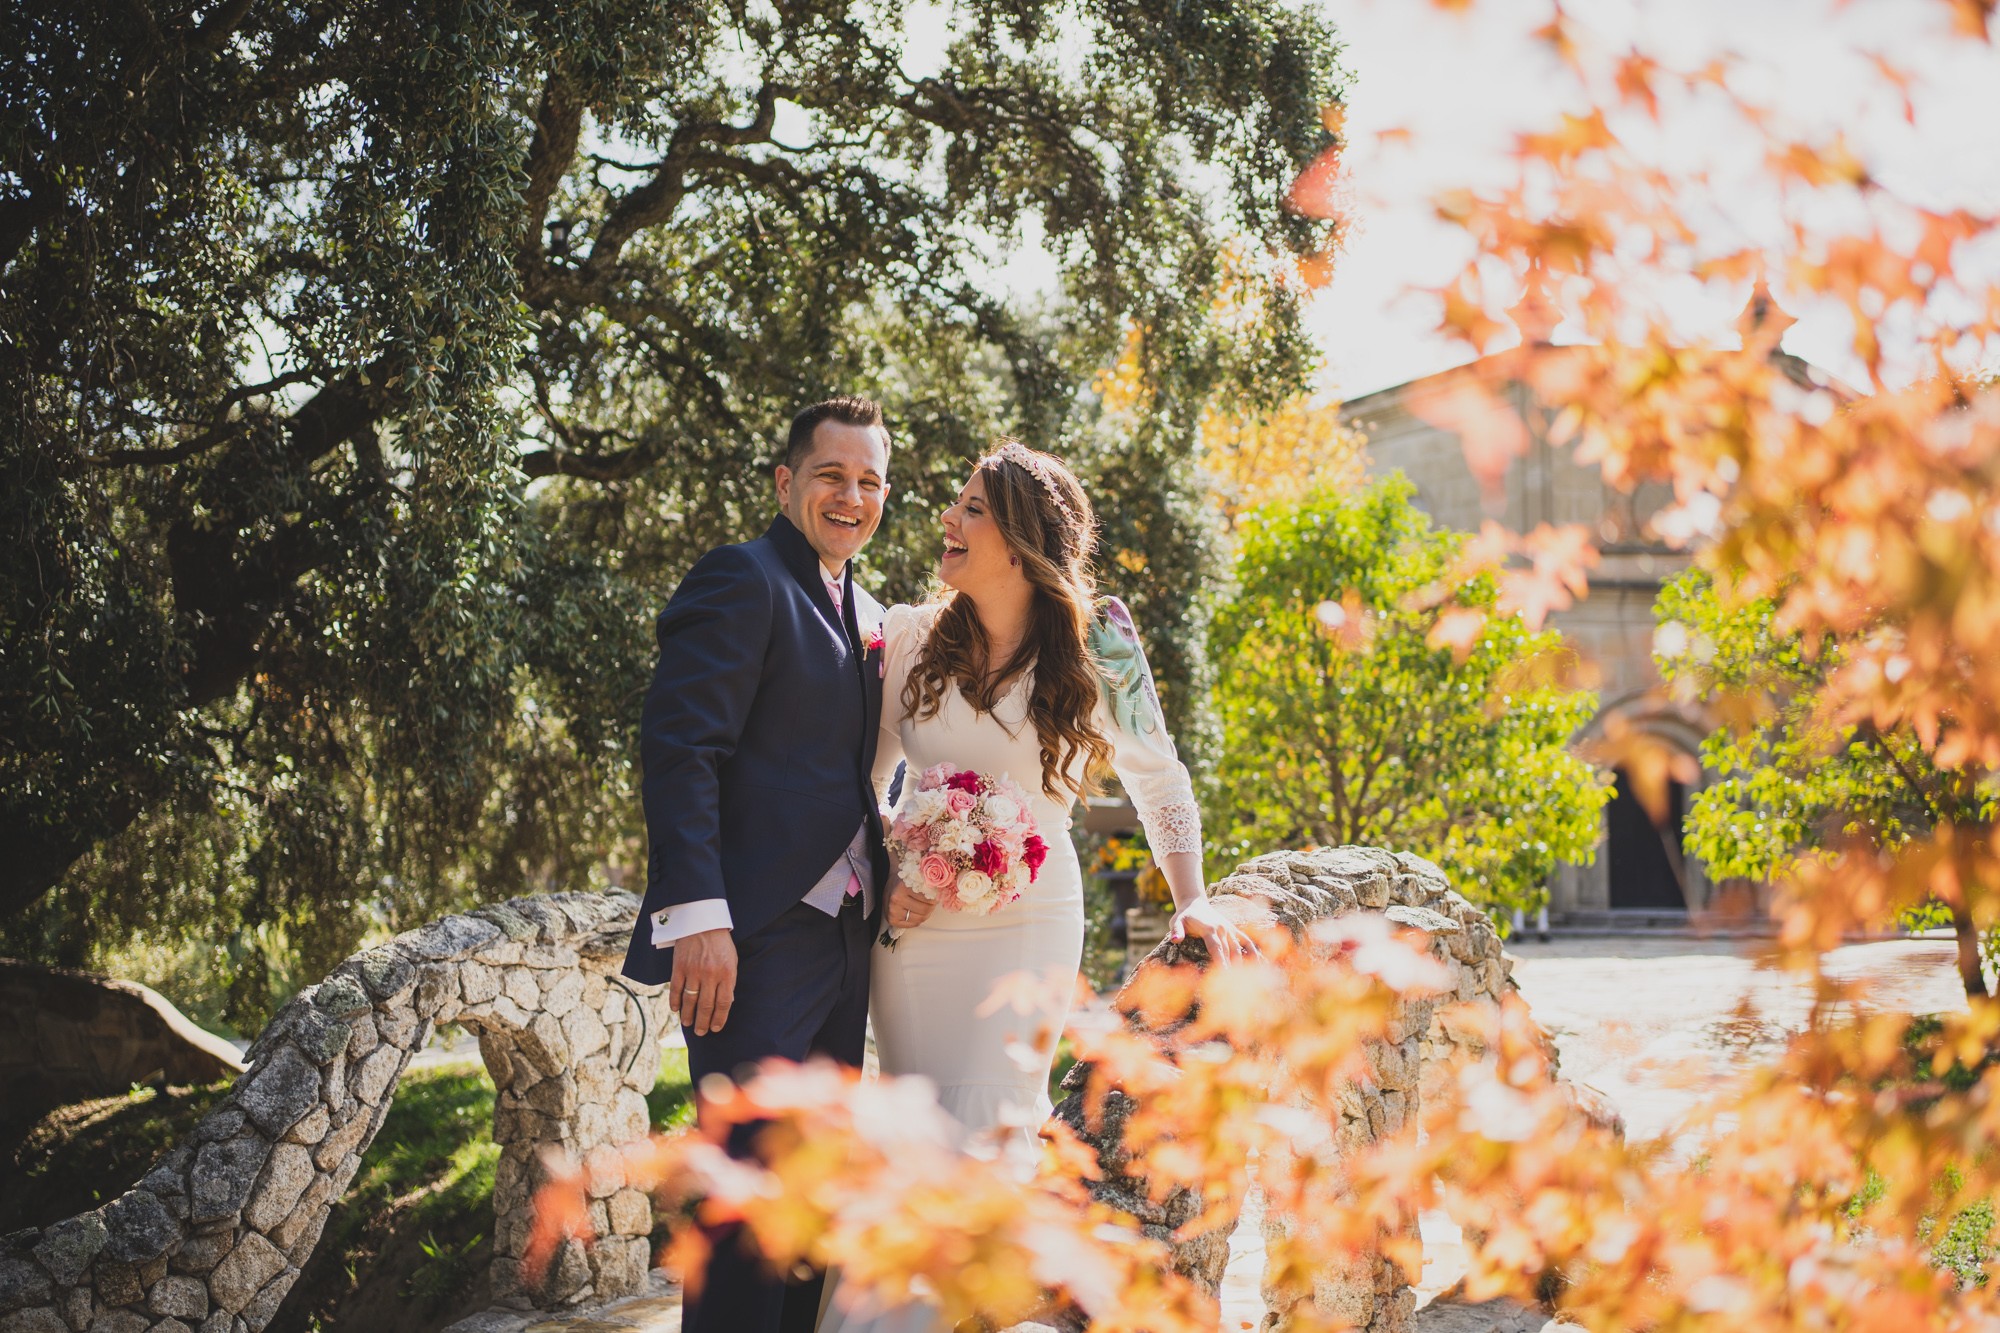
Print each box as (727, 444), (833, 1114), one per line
(678, 892), (873, 1333)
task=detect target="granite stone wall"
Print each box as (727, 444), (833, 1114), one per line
(1042, 845), (1589, 1333)
(1, 856), (1590, 1333)
(0, 891), (671, 1333)
(0, 961), (247, 1155)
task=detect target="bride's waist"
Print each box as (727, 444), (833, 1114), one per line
(920, 889), (1083, 928)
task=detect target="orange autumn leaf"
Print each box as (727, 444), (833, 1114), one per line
(1283, 144), (1345, 220)
(1407, 377), (1530, 501)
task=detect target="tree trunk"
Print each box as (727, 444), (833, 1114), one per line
(1952, 904), (1989, 999)
(0, 789), (146, 924)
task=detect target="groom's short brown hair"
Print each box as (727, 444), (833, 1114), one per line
(783, 395), (890, 472)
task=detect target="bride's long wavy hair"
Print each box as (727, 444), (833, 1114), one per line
(903, 441), (1113, 799)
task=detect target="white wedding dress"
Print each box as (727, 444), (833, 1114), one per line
(817, 598), (1203, 1333)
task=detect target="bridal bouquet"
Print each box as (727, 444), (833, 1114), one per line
(880, 764), (1047, 947)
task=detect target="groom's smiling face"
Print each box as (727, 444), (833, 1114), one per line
(774, 420), (890, 570)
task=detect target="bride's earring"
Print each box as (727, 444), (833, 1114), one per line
(1009, 555), (1019, 566)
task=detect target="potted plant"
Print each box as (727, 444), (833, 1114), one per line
(1122, 845), (1174, 977)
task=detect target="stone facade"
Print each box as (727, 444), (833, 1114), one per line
(0, 891), (671, 1333)
(1340, 365), (1709, 917)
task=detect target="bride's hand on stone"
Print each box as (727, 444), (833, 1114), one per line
(886, 880), (936, 931)
(1169, 896), (1257, 963)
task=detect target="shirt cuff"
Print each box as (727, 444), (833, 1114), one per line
(650, 898), (733, 947)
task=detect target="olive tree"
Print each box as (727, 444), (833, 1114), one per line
(0, 0), (1346, 1017)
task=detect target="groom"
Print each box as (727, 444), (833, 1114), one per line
(622, 395), (892, 1333)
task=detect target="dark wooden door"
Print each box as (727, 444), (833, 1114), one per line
(1606, 769), (1688, 910)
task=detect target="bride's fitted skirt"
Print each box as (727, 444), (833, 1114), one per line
(872, 844), (1085, 1151)
(816, 847), (1085, 1333)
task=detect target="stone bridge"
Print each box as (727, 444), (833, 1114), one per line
(0, 891), (673, 1333)
(0, 851), (1587, 1333)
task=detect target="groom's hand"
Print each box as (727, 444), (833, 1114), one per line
(669, 928), (737, 1036)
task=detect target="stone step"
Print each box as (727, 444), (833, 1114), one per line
(443, 1271), (684, 1333)
(1547, 908), (1773, 937)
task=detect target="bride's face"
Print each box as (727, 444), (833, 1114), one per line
(939, 472), (1026, 597)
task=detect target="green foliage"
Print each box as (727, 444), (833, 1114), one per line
(646, 1044), (695, 1132)
(1206, 475), (1608, 914)
(406, 1229), (487, 1306)
(1838, 1019), (2000, 1291)
(1652, 569), (1997, 883)
(1, 0), (1350, 1020)
(1929, 1197), (1997, 1289)
(1078, 860), (1128, 996)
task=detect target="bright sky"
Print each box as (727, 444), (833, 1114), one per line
(1314, 0), (2000, 398)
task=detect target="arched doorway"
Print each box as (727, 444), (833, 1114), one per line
(1605, 767), (1688, 911)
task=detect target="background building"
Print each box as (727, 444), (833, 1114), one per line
(1338, 286), (1829, 921)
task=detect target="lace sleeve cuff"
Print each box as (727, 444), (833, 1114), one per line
(1138, 799), (1204, 856)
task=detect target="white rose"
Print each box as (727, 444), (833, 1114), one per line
(935, 822), (979, 855)
(957, 870), (994, 905)
(982, 794), (1021, 827)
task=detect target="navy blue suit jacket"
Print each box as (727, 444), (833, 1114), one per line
(621, 514), (887, 986)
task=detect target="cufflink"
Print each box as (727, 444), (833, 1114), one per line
(654, 908), (671, 926)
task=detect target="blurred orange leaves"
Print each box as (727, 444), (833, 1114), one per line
(531, 2), (2000, 1328)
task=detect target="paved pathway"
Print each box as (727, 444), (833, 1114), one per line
(1508, 933), (1967, 1142)
(448, 934), (1973, 1332)
(1412, 932), (1971, 1300)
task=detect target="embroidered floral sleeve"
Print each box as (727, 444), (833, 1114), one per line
(1089, 596), (1204, 856)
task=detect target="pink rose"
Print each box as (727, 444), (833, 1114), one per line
(902, 824), (931, 854)
(945, 788), (977, 817)
(919, 854), (955, 891)
(972, 839), (1007, 877)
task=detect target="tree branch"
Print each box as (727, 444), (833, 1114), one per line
(518, 75), (585, 278)
(190, 0), (256, 52)
(284, 358), (392, 464)
(517, 443), (654, 482)
(579, 82), (796, 278)
(1860, 720), (1951, 826)
(92, 420), (248, 468)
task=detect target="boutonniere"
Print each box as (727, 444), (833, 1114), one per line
(865, 624), (886, 677)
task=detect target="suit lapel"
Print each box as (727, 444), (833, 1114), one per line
(847, 580), (881, 738)
(766, 514), (850, 643)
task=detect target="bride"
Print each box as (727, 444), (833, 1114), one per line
(818, 440), (1253, 1333)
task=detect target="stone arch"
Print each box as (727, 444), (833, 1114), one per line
(1046, 846), (1609, 1333)
(1555, 691), (1713, 916)
(0, 891), (672, 1333)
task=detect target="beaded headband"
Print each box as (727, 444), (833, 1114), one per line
(985, 441), (1087, 543)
